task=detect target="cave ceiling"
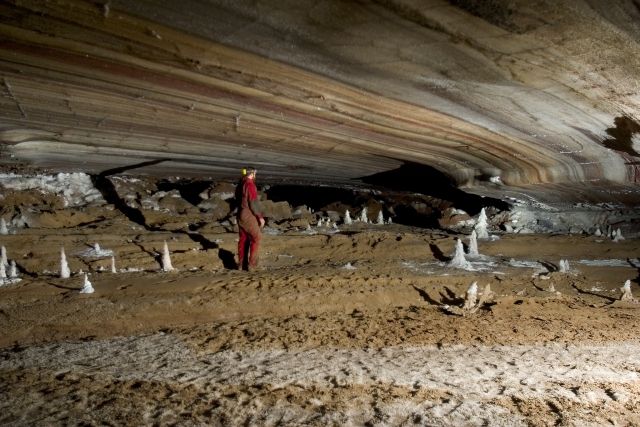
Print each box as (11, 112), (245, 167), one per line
(1, 0), (640, 202)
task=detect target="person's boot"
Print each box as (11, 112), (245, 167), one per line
(247, 261), (261, 272)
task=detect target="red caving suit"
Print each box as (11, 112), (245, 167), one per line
(237, 176), (263, 270)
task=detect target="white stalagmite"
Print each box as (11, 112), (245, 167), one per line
(79, 273), (94, 294)
(344, 210), (352, 225)
(9, 260), (17, 278)
(94, 242), (101, 252)
(548, 282), (556, 293)
(462, 281), (478, 310)
(110, 256), (117, 273)
(558, 259), (570, 273)
(448, 238), (471, 269)
(0, 258), (6, 279)
(376, 210), (384, 225)
(467, 230), (479, 256)
(594, 227), (602, 237)
(358, 207), (368, 223)
(1, 245), (7, 267)
(0, 218), (8, 235)
(474, 208), (489, 239)
(620, 280), (635, 301)
(162, 241), (174, 272)
(387, 217), (393, 224)
(60, 247), (71, 279)
(613, 228), (625, 242)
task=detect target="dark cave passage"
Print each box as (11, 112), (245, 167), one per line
(359, 161), (511, 216)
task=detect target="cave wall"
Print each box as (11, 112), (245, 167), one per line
(0, 0), (639, 201)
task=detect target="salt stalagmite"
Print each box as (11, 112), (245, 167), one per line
(620, 280), (636, 302)
(467, 230), (479, 256)
(0, 259), (6, 280)
(0, 218), (8, 235)
(161, 241), (174, 272)
(9, 260), (17, 279)
(474, 208), (489, 239)
(612, 228), (625, 242)
(462, 281), (478, 310)
(1, 246), (7, 267)
(594, 227), (602, 237)
(558, 259), (570, 273)
(344, 210), (352, 225)
(342, 262), (357, 270)
(60, 247), (71, 279)
(110, 256), (117, 273)
(94, 242), (101, 252)
(79, 273), (94, 294)
(358, 207), (368, 223)
(376, 210), (384, 225)
(448, 238), (471, 269)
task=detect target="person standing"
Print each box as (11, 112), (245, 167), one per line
(236, 167), (265, 270)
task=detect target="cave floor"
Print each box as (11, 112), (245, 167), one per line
(1, 223), (639, 425)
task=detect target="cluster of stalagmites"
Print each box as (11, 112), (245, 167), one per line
(0, 237), (177, 292)
(442, 281), (495, 316)
(1, 200), (637, 305)
(594, 226), (625, 242)
(343, 208), (391, 226)
(0, 245), (20, 285)
(439, 208), (638, 313)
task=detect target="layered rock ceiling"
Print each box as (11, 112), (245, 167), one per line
(1, 0), (640, 200)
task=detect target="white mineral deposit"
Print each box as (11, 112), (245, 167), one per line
(0, 218), (7, 235)
(474, 208), (489, 239)
(613, 228), (625, 242)
(558, 259), (570, 273)
(9, 260), (17, 279)
(620, 280), (635, 302)
(0, 246), (7, 268)
(60, 247), (71, 279)
(376, 210), (384, 225)
(358, 207), (368, 223)
(344, 210), (352, 225)
(467, 230), (479, 256)
(162, 241), (174, 272)
(463, 281), (478, 310)
(79, 273), (94, 294)
(448, 238), (471, 269)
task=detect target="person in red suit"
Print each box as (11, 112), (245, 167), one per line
(236, 167), (265, 271)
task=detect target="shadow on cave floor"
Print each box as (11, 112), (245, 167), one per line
(91, 160), (222, 258)
(91, 160), (167, 231)
(359, 161), (510, 216)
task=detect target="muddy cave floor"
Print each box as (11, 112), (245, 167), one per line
(1, 218), (640, 425)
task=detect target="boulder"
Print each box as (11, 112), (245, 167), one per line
(438, 207), (473, 230)
(260, 200), (292, 220)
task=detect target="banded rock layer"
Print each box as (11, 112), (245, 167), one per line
(1, 0), (639, 201)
